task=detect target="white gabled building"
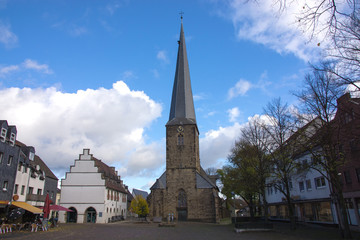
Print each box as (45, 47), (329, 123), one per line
(59, 149), (128, 223)
(266, 150), (338, 224)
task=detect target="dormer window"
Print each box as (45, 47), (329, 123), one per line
(0, 128), (6, 142)
(29, 152), (35, 161)
(10, 132), (16, 146)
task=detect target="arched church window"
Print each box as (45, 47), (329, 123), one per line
(178, 189), (187, 208)
(177, 133), (184, 145)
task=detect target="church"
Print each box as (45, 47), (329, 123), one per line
(148, 19), (220, 223)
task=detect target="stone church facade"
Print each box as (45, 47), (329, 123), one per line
(148, 19), (220, 223)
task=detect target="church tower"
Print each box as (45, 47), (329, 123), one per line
(148, 18), (220, 223)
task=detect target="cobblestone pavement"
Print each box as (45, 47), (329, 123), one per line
(1, 221), (360, 240)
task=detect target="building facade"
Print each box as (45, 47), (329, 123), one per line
(265, 93), (360, 227)
(148, 19), (220, 223)
(0, 120), (58, 217)
(59, 149), (128, 223)
(0, 121), (19, 210)
(266, 150), (338, 224)
(335, 93), (360, 227)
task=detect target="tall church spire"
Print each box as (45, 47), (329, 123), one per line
(167, 19), (196, 126)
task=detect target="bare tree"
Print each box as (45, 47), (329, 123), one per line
(241, 116), (271, 222)
(262, 97), (298, 229)
(328, 10), (360, 91)
(293, 0), (359, 90)
(295, 65), (351, 238)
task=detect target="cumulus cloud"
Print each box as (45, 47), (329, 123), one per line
(200, 122), (244, 169)
(220, 0), (323, 61)
(0, 81), (163, 178)
(228, 79), (251, 99)
(0, 20), (18, 48)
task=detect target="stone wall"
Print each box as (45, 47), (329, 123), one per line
(166, 124), (200, 171)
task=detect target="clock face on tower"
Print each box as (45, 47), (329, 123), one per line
(177, 126), (184, 133)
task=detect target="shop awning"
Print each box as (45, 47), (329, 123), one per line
(12, 201), (43, 214)
(0, 200), (9, 205)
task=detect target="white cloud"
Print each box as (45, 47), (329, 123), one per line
(23, 59), (53, 74)
(222, 0), (323, 61)
(200, 122), (244, 169)
(193, 93), (206, 101)
(0, 20), (18, 48)
(127, 142), (165, 176)
(0, 59), (53, 79)
(227, 107), (240, 122)
(157, 50), (169, 63)
(0, 81), (162, 178)
(207, 111), (216, 117)
(0, 65), (19, 76)
(228, 79), (251, 99)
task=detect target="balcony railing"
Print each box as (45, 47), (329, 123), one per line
(26, 194), (46, 202)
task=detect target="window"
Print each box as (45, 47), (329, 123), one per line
(0, 152), (3, 164)
(344, 170), (352, 184)
(14, 184), (18, 194)
(7, 156), (12, 166)
(0, 128), (6, 142)
(177, 134), (184, 145)
(28, 187), (33, 195)
(299, 181), (305, 192)
(9, 132), (15, 145)
(289, 180), (293, 190)
(306, 179), (312, 191)
(21, 185), (25, 195)
(29, 152), (35, 161)
(3, 181), (8, 191)
(315, 177), (326, 188)
(37, 189), (42, 195)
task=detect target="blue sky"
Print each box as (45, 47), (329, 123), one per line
(0, 0), (323, 191)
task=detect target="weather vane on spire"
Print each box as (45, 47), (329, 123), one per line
(179, 11), (184, 21)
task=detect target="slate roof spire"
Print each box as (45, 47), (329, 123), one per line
(167, 18), (196, 126)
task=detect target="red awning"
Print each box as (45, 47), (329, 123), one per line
(39, 204), (73, 212)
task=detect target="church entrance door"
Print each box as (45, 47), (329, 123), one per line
(177, 189), (187, 221)
(177, 208), (187, 221)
